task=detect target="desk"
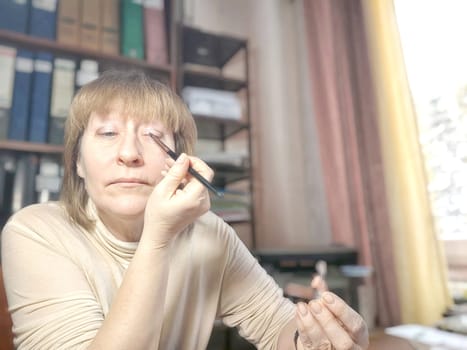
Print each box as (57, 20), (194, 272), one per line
(369, 329), (429, 350)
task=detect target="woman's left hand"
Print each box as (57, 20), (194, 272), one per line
(295, 291), (369, 350)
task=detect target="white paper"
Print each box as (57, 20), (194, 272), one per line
(385, 324), (467, 349)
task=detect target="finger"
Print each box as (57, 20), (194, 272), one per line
(320, 292), (368, 348)
(308, 299), (359, 350)
(156, 153), (190, 197)
(165, 156), (213, 188)
(296, 302), (325, 348)
(187, 156), (214, 181)
(181, 157), (214, 196)
(165, 157), (175, 167)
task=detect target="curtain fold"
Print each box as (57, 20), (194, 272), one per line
(302, 0), (401, 326)
(361, 0), (452, 324)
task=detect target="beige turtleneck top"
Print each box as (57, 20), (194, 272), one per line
(1, 202), (294, 349)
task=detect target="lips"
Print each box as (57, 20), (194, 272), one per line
(110, 178), (149, 185)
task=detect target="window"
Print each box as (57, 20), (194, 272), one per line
(395, 0), (467, 300)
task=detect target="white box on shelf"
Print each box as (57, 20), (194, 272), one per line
(182, 86), (242, 120)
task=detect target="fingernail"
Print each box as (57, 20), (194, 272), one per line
(298, 302), (308, 316)
(310, 301), (321, 314)
(323, 293), (334, 304)
(177, 153), (186, 163)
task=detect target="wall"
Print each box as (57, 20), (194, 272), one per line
(183, 0), (332, 249)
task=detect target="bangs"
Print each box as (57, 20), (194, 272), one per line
(70, 70), (191, 134)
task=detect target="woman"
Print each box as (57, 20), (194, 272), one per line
(1, 70), (369, 349)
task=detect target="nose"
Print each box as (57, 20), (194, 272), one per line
(117, 133), (143, 166)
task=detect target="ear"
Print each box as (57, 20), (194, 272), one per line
(76, 156), (84, 179)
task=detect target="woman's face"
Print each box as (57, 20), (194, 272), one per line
(77, 107), (175, 222)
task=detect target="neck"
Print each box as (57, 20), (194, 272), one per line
(98, 210), (144, 242)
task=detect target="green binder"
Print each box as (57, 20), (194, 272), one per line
(121, 0), (145, 59)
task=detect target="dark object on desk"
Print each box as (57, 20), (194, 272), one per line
(254, 245), (358, 272)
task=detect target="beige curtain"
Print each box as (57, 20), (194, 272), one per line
(362, 0), (452, 324)
(302, 0), (400, 326)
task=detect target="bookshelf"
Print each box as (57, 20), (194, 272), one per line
(0, 3), (257, 349)
(0, 140), (63, 154)
(0, 29), (173, 76)
(0, 7), (258, 229)
(177, 24), (255, 235)
(0, 2), (256, 235)
(0, 0), (177, 232)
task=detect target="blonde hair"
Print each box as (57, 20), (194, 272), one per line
(60, 70), (197, 230)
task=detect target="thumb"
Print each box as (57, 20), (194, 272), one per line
(311, 275), (328, 293)
(158, 153), (189, 197)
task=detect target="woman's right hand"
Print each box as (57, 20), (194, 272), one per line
(142, 153), (213, 248)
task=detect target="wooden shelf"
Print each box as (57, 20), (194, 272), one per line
(183, 66), (247, 91)
(224, 218), (251, 225)
(194, 114), (249, 140)
(0, 29), (174, 75)
(0, 140), (64, 154)
(210, 164), (250, 187)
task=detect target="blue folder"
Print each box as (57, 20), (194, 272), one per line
(29, 52), (53, 143)
(9, 50), (34, 141)
(0, 0), (30, 33)
(28, 0), (57, 39)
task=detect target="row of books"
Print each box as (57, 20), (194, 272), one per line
(0, 153), (62, 228)
(0, 0), (168, 64)
(0, 45), (99, 144)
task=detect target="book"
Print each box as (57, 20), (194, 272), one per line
(11, 154), (39, 212)
(75, 59), (99, 89)
(28, 0), (58, 39)
(0, 0), (30, 33)
(80, 0), (100, 50)
(35, 156), (62, 202)
(121, 0), (144, 59)
(8, 49), (34, 141)
(100, 0), (120, 54)
(182, 86), (242, 120)
(0, 155), (15, 213)
(143, 0), (168, 65)
(56, 0), (80, 45)
(0, 45), (17, 140)
(28, 52), (53, 143)
(48, 58), (76, 145)
(0, 155), (16, 226)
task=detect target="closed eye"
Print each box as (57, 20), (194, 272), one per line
(100, 131), (117, 137)
(143, 130), (164, 140)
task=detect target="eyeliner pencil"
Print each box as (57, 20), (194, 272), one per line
(149, 133), (223, 198)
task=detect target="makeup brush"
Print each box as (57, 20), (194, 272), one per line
(149, 133), (223, 198)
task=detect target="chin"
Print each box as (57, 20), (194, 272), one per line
(107, 196), (148, 217)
